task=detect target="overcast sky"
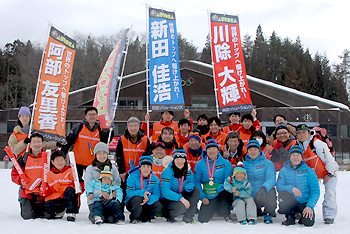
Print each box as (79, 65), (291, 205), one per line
(0, 0), (349, 64)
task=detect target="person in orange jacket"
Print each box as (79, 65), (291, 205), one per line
(223, 109), (261, 134)
(155, 127), (180, 157)
(202, 117), (227, 150)
(45, 150), (78, 221)
(183, 131), (205, 172)
(237, 114), (260, 150)
(175, 119), (191, 147)
(150, 141), (172, 179)
(11, 133), (49, 220)
(222, 131), (246, 167)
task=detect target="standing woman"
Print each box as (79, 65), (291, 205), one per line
(160, 149), (200, 223)
(84, 142), (122, 223)
(8, 106), (55, 157)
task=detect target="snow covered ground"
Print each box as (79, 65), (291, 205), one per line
(0, 169), (349, 234)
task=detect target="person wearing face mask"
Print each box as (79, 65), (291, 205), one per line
(223, 131), (246, 167)
(250, 131), (272, 160)
(196, 114), (209, 136)
(270, 122), (297, 172)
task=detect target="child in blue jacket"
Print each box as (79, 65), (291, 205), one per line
(86, 166), (124, 224)
(125, 155), (162, 223)
(277, 145), (320, 226)
(161, 149), (200, 223)
(224, 163), (257, 225)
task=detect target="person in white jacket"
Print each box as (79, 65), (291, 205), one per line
(295, 124), (338, 224)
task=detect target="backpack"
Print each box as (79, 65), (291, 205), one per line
(311, 126), (335, 157)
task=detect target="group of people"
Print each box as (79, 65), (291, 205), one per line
(8, 106), (338, 226)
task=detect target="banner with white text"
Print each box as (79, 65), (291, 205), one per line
(32, 26), (76, 143)
(210, 13), (253, 113)
(149, 7), (184, 112)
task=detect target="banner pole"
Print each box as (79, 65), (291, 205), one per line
(146, 4), (150, 138)
(207, 10), (221, 118)
(107, 28), (132, 147)
(27, 22), (52, 151)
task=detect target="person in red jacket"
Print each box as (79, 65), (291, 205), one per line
(237, 114), (261, 150)
(183, 131), (205, 172)
(222, 131), (246, 167)
(155, 127), (180, 157)
(223, 109), (261, 134)
(11, 133), (48, 219)
(202, 117), (227, 150)
(45, 150), (78, 221)
(175, 119), (191, 147)
(150, 141), (172, 179)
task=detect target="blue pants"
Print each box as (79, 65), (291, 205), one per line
(92, 200), (124, 223)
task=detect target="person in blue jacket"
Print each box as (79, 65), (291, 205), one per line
(86, 166), (124, 225)
(125, 155), (162, 223)
(160, 149), (200, 223)
(243, 139), (277, 224)
(194, 139), (234, 223)
(277, 145), (320, 226)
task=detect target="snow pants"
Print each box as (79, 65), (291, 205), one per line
(20, 193), (48, 220)
(91, 200), (124, 223)
(126, 196), (162, 222)
(323, 175), (337, 220)
(232, 196), (257, 222)
(254, 187), (277, 216)
(161, 188), (200, 220)
(278, 191), (315, 227)
(198, 190), (233, 223)
(45, 187), (78, 219)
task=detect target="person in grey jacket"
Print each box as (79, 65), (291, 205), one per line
(84, 142), (121, 223)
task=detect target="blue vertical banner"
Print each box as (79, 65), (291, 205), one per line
(149, 7), (184, 112)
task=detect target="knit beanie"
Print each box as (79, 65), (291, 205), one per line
(247, 139), (260, 150)
(99, 165), (114, 181)
(189, 132), (201, 143)
(289, 145), (303, 156)
(173, 149), (187, 160)
(139, 155), (153, 167)
(233, 162), (246, 176)
(205, 139), (219, 150)
(94, 142), (109, 155)
(18, 106), (31, 118)
(275, 122), (289, 132)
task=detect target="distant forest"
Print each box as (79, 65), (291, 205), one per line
(0, 25), (349, 109)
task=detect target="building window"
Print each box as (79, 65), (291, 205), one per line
(192, 95), (216, 108)
(116, 123), (127, 136)
(118, 98), (143, 110)
(319, 124), (337, 137)
(340, 125), (349, 138)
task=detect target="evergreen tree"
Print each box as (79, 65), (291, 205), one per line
(200, 34), (212, 64)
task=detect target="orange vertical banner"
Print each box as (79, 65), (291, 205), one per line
(32, 26), (76, 143)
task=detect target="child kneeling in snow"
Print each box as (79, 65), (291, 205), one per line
(45, 150), (78, 221)
(86, 166), (124, 224)
(224, 163), (257, 225)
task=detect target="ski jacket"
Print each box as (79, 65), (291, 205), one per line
(115, 129), (151, 174)
(223, 139), (246, 167)
(194, 152), (233, 200)
(175, 133), (189, 148)
(202, 130), (228, 150)
(224, 177), (253, 200)
(183, 142), (205, 172)
(243, 151), (276, 197)
(86, 179), (123, 203)
(126, 167), (160, 205)
(45, 166), (75, 201)
(269, 135), (296, 171)
(277, 161), (320, 209)
(223, 119), (261, 134)
(142, 120), (179, 142)
(296, 134), (339, 179)
(150, 158), (167, 179)
(161, 162), (195, 201)
(84, 164), (120, 205)
(155, 135), (179, 157)
(62, 118), (112, 166)
(237, 126), (256, 150)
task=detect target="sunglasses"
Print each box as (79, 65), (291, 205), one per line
(174, 152), (187, 158)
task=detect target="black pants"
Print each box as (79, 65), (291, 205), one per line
(20, 193), (48, 220)
(198, 190), (233, 223)
(278, 191), (315, 227)
(126, 196), (163, 222)
(120, 173), (129, 207)
(45, 187), (78, 219)
(161, 188), (200, 220)
(91, 200), (124, 223)
(254, 187), (277, 216)
(76, 164), (87, 182)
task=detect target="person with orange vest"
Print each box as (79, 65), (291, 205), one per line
(175, 119), (192, 147)
(150, 141), (172, 179)
(223, 109), (261, 134)
(45, 150), (78, 222)
(155, 127), (180, 157)
(268, 114), (296, 145)
(182, 131), (205, 172)
(11, 133), (49, 219)
(115, 117), (151, 206)
(61, 107), (113, 188)
(237, 114), (260, 150)
(8, 106), (56, 158)
(295, 124), (339, 225)
(269, 123), (297, 171)
(202, 117), (227, 150)
(223, 131), (246, 167)
(141, 109), (193, 142)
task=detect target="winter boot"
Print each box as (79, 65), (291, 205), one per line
(66, 213), (76, 222)
(324, 218), (334, 224)
(282, 215), (295, 226)
(94, 216), (103, 225)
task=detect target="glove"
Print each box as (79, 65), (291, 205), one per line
(24, 137), (31, 144)
(270, 150), (281, 162)
(100, 196), (111, 206)
(274, 141), (283, 150)
(255, 186), (266, 201)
